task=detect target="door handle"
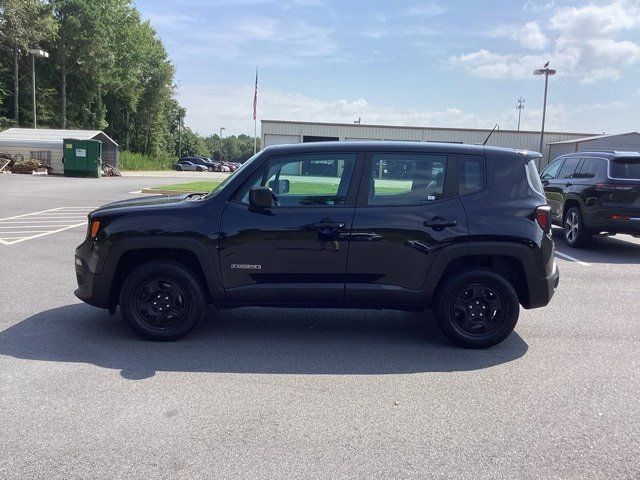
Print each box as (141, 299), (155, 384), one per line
(423, 217), (457, 231)
(541, 179), (550, 186)
(311, 221), (346, 230)
(565, 183), (572, 187)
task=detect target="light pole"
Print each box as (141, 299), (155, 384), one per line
(534, 63), (556, 155)
(219, 127), (225, 160)
(516, 97), (525, 131)
(28, 49), (49, 128)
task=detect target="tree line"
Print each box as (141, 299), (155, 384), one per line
(0, 0), (258, 164)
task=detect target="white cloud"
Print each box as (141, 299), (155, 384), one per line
(453, 0), (640, 83)
(518, 22), (550, 50)
(486, 21), (549, 50)
(523, 0), (555, 12)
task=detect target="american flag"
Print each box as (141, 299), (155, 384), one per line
(253, 69), (258, 120)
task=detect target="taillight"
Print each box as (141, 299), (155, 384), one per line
(595, 183), (635, 191)
(535, 207), (551, 234)
(89, 219), (101, 238)
(609, 214), (630, 221)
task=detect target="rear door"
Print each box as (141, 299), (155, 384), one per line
(345, 151), (469, 306)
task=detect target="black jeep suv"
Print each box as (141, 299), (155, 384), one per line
(540, 151), (640, 247)
(75, 142), (559, 348)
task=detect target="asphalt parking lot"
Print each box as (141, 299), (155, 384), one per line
(1, 173), (639, 479)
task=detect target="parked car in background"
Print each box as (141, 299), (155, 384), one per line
(179, 156), (216, 172)
(172, 160), (206, 172)
(540, 151), (640, 247)
(76, 141), (558, 348)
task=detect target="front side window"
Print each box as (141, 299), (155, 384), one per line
(238, 153), (358, 207)
(541, 158), (564, 180)
(367, 153), (447, 205)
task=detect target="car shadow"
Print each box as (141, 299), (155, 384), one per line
(0, 303), (528, 380)
(552, 228), (640, 264)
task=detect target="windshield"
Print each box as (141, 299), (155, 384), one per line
(205, 151), (262, 197)
(611, 158), (640, 179)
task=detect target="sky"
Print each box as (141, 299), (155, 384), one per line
(135, 0), (640, 136)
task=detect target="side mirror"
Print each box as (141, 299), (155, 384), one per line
(268, 179), (290, 194)
(249, 187), (275, 209)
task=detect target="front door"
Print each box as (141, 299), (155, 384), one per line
(345, 151), (470, 305)
(540, 158), (565, 222)
(219, 151), (362, 305)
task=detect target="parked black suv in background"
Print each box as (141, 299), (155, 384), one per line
(75, 142), (559, 348)
(540, 151), (640, 247)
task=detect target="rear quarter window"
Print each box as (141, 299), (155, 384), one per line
(525, 159), (544, 195)
(611, 158), (640, 179)
(458, 155), (485, 196)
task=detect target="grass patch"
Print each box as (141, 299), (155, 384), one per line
(119, 151), (175, 171)
(149, 180), (408, 195)
(149, 181), (221, 193)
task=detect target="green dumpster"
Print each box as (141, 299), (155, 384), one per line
(63, 139), (102, 178)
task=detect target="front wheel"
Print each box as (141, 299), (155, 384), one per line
(564, 206), (592, 248)
(207, 166), (214, 172)
(435, 270), (519, 348)
(119, 261), (206, 341)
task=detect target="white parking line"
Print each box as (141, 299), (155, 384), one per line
(555, 251), (591, 266)
(0, 207), (95, 245)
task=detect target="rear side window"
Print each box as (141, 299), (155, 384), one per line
(558, 157), (580, 179)
(458, 155), (485, 195)
(367, 153), (447, 205)
(611, 158), (640, 179)
(575, 158), (604, 179)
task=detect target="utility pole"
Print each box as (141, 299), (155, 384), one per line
(534, 62), (556, 155)
(516, 97), (525, 131)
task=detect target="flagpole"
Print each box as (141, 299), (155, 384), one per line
(253, 67), (258, 155)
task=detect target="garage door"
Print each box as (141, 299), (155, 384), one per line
(263, 134), (301, 148)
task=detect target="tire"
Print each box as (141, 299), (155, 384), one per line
(119, 261), (206, 341)
(196, 167), (204, 172)
(563, 206), (592, 248)
(175, 166), (182, 171)
(207, 166), (214, 172)
(435, 269), (519, 348)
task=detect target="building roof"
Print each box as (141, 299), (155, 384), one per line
(548, 132), (639, 145)
(262, 119), (599, 137)
(0, 128), (118, 146)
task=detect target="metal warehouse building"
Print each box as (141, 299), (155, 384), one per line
(262, 120), (598, 167)
(548, 132), (640, 161)
(0, 128), (119, 175)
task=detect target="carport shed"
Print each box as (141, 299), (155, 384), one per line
(548, 132), (640, 161)
(0, 128), (119, 175)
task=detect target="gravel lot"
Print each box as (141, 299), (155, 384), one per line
(1, 173), (639, 479)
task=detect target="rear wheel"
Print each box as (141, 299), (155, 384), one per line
(564, 206), (591, 248)
(435, 270), (519, 348)
(196, 167), (204, 172)
(119, 261), (205, 341)
(207, 166), (214, 172)
(175, 166), (182, 171)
